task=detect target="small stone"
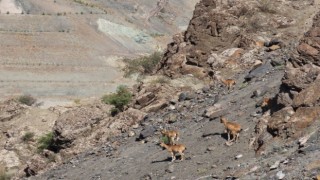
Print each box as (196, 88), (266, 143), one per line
(250, 112), (260, 117)
(235, 154), (243, 159)
(169, 105), (176, 110)
(132, 124), (139, 129)
(276, 171), (285, 179)
(250, 165), (259, 172)
(128, 131), (135, 137)
(167, 164), (174, 173)
(267, 45), (281, 52)
(207, 146), (215, 151)
(270, 161), (280, 170)
(282, 159), (289, 164)
(211, 164), (217, 168)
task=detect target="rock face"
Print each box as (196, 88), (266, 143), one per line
(0, 100), (26, 122)
(53, 103), (111, 150)
(155, 1), (269, 78)
(268, 12), (320, 138)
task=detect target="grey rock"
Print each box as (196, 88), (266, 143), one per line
(203, 106), (227, 119)
(207, 146), (215, 151)
(245, 61), (273, 81)
(178, 92), (195, 102)
(139, 126), (156, 140)
(253, 87), (268, 97)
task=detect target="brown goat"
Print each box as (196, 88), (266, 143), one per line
(159, 142), (186, 162)
(220, 116), (242, 143)
(221, 79), (236, 90)
(160, 129), (179, 145)
(261, 97), (270, 108)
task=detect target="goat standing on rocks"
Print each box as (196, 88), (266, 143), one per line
(214, 72), (236, 91)
(159, 142), (186, 162)
(220, 116), (242, 144)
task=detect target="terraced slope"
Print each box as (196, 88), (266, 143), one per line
(0, 0), (199, 104)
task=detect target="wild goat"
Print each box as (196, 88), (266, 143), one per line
(261, 97), (270, 108)
(160, 129), (179, 145)
(221, 79), (236, 90)
(214, 73), (236, 90)
(159, 142), (186, 162)
(220, 116), (242, 143)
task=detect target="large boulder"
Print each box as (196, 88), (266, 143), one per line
(53, 102), (111, 150)
(269, 11), (320, 139)
(0, 99), (26, 122)
(24, 155), (47, 177)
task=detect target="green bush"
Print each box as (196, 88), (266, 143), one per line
(17, 94), (36, 106)
(122, 51), (162, 77)
(161, 135), (170, 145)
(37, 132), (54, 152)
(102, 85), (132, 115)
(21, 132), (35, 142)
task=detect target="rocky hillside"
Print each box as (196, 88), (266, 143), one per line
(1, 0), (320, 179)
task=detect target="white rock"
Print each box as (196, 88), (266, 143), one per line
(250, 165), (260, 172)
(169, 105), (176, 110)
(128, 131), (135, 137)
(235, 154), (243, 159)
(132, 124), (139, 129)
(270, 161), (280, 170)
(276, 171), (285, 179)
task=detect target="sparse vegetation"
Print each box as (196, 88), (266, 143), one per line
(151, 76), (170, 85)
(122, 51), (162, 77)
(17, 94), (36, 106)
(74, 98), (81, 104)
(0, 172), (11, 180)
(102, 85), (132, 116)
(247, 17), (263, 32)
(37, 132), (54, 152)
(161, 135), (170, 145)
(150, 33), (165, 38)
(22, 132), (35, 142)
(257, 0), (276, 13)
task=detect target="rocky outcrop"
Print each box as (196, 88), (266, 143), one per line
(156, 0), (316, 80)
(155, 1), (272, 78)
(53, 102), (111, 150)
(0, 99), (26, 122)
(268, 12), (320, 138)
(132, 82), (181, 112)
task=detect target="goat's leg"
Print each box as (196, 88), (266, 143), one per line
(171, 152), (175, 162)
(236, 133), (240, 142)
(180, 152), (185, 161)
(170, 137), (174, 145)
(176, 135), (179, 142)
(231, 133), (236, 142)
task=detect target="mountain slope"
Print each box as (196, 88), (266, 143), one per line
(3, 0), (320, 179)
